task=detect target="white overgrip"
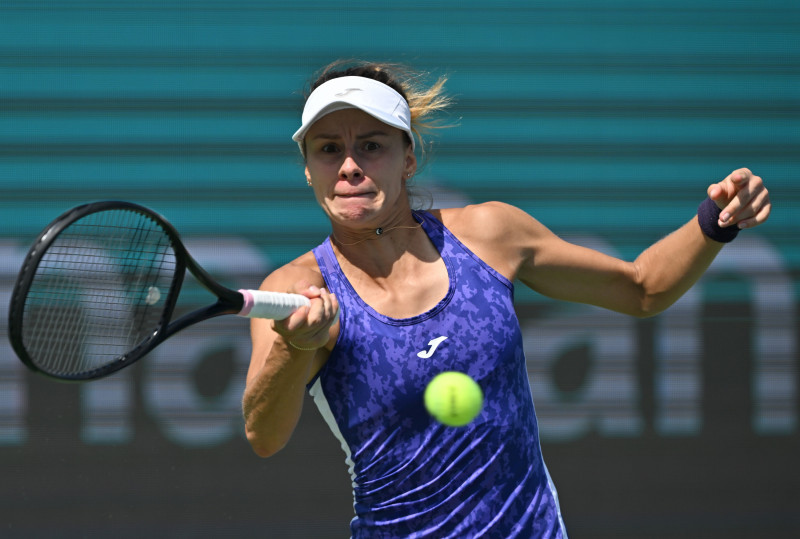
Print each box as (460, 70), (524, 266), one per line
(238, 289), (310, 320)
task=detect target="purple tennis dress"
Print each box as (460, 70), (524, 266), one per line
(309, 210), (567, 538)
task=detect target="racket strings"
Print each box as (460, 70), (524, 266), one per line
(21, 209), (177, 376)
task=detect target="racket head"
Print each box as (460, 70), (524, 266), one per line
(8, 201), (185, 381)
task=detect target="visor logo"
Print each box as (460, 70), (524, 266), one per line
(334, 88), (363, 97)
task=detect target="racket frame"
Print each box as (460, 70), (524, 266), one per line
(8, 200), (248, 381)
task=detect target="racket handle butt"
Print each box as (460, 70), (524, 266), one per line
(238, 289), (311, 320)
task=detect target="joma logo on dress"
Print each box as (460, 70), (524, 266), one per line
(418, 336), (447, 358)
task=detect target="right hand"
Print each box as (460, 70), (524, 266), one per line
(272, 281), (339, 351)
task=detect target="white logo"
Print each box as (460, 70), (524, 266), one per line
(417, 336), (448, 359)
(334, 88), (363, 97)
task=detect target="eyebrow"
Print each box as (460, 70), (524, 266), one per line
(310, 129), (391, 141)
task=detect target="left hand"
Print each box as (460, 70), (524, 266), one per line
(707, 168), (771, 229)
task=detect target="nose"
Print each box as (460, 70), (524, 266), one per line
(339, 155), (363, 181)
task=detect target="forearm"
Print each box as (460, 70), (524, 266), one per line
(633, 215), (724, 316)
(242, 337), (315, 457)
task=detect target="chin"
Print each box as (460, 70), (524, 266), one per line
(327, 200), (383, 224)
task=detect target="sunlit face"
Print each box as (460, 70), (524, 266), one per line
(303, 108), (416, 229)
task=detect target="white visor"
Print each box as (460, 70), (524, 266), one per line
(292, 76), (414, 151)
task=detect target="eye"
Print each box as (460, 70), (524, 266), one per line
(321, 143), (340, 153)
(363, 141), (381, 151)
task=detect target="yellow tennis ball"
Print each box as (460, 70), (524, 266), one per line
(424, 371), (483, 427)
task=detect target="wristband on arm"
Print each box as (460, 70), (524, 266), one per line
(697, 197), (740, 243)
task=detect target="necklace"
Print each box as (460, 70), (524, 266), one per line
(331, 222), (423, 247)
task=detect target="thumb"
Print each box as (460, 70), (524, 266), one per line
(707, 183), (727, 208)
(288, 279), (319, 297)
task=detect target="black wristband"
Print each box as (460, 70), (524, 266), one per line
(697, 197), (740, 243)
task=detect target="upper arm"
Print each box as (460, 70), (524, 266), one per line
(442, 202), (645, 316)
(517, 233), (644, 315)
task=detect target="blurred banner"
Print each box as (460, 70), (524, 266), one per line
(1, 1), (798, 537)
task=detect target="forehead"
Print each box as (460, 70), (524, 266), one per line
(305, 108), (403, 138)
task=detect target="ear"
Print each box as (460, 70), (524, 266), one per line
(404, 151), (417, 179)
(304, 166), (312, 186)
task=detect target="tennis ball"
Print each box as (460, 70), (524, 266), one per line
(424, 371), (483, 427)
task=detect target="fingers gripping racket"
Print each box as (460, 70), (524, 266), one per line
(7, 201), (310, 381)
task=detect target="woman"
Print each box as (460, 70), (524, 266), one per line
(242, 61), (771, 538)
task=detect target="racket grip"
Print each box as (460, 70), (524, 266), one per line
(238, 289), (311, 320)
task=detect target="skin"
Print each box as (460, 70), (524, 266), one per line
(242, 108), (771, 458)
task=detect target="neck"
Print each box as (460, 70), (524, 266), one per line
(331, 221), (421, 247)
(332, 220), (436, 283)
(330, 211), (421, 248)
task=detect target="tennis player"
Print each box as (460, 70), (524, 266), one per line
(242, 61), (771, 538)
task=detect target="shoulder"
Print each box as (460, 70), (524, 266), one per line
(434, 201), (548, 245)
(430, 201), (553, 280)
(259, 250), (326, 293)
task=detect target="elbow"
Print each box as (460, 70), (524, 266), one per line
(633, 287), (675, 318)
(241, 378), (305, 458)
(633, 301), (662, 319)
(629, 264), (669, 319)
(243, 405), (292, 458)
(245, 426), (287, 459)
(625, 284), (663, 318)
(246, 433), (277, 459)
(615, 300), (659, 319)
(242, 394), (290, 458)
(249, 444), (281, 459)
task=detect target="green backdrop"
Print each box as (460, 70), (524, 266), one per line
(1, 1), (798, 537)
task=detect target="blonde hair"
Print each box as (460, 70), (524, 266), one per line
(304, 60), (454, 165)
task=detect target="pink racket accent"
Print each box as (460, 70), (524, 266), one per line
(238, 289), (255, 317)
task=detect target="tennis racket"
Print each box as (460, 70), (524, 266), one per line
(7, 200), (310, 382)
